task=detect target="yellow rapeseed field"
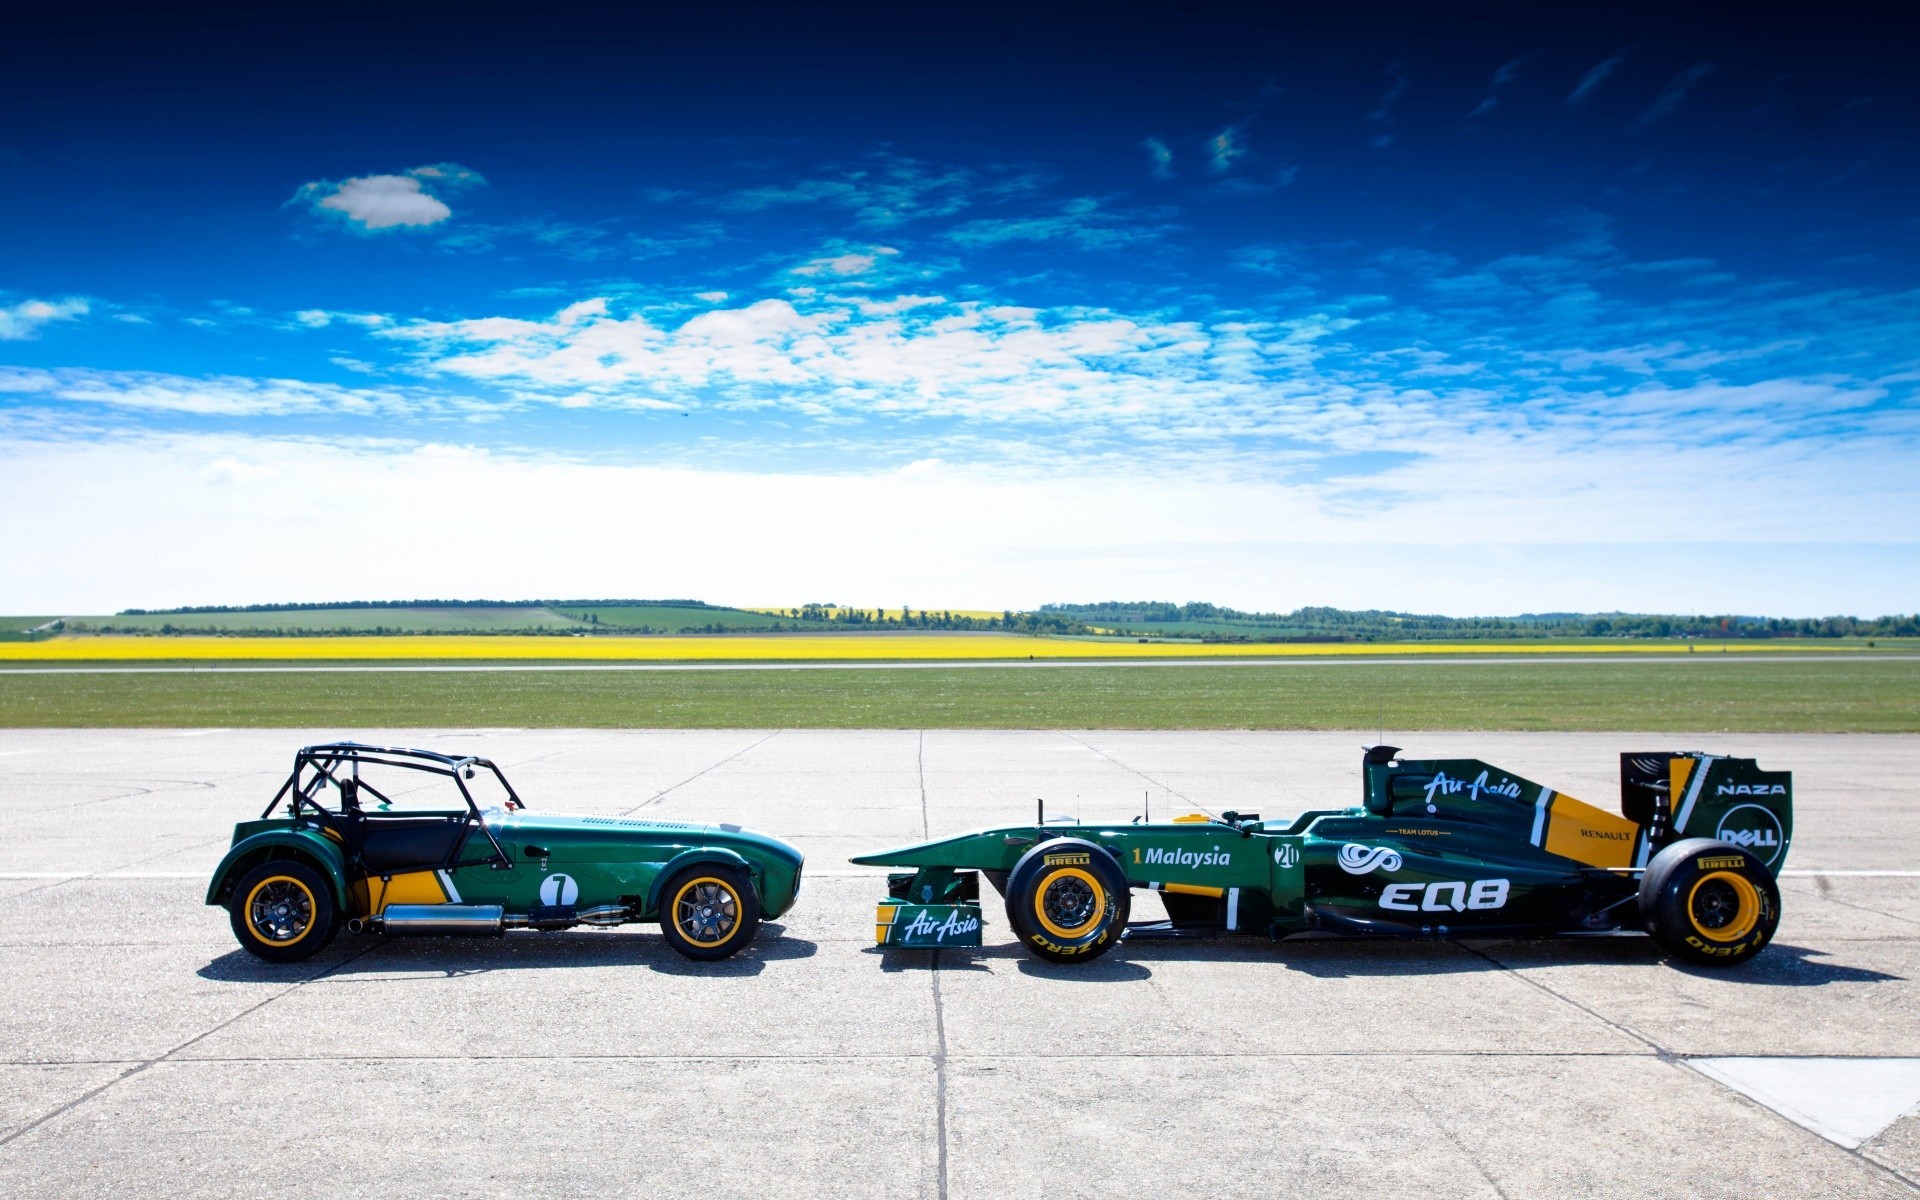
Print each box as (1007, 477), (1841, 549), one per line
(0, 634), (1849, 662)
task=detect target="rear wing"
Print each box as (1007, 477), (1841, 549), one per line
(1622, 753), (1792, 872)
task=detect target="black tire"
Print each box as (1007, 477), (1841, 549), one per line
(1004, 839), (1130, 964)
(658, 865), (761, 961)
(1640, 838), (1780, 967)
(229, 859), (338, 962)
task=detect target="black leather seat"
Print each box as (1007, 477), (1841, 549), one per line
(352, 815), (470, 873)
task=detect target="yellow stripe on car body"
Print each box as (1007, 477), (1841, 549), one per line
(1541, 792), (1641, 869)
(363, 870), (451, 915)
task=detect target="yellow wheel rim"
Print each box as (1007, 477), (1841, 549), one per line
(245, 874), (317, 946)
(1687, 871), (1761, 943)
(672, 876), (741, 948)
(1034, 867), (1107, 940)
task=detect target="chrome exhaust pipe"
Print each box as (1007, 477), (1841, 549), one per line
(500, 904), (631, 930)
(354, 903), (631, 936)
(577, 905), (630, 926)
(378, 904), (505, 936)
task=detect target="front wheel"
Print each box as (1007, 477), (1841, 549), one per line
(229, 860), (337, 962)
(1640, 838), (1780, 967)
(658, 866), (761, 960)
(1005, 840), (1130, 964)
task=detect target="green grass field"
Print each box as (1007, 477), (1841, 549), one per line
(53, 603), (821, 635)
(1, 659), (1913, 730)
(61, 606), (592, 634)
(0, 616), (59, 641)
(555, 605), (797, 631)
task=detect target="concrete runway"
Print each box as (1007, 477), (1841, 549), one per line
(1, 728), (1917, 1197)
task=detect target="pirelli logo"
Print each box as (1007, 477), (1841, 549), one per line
(1044, 852), (1090, 866)
(1696, 855), (1743, 870)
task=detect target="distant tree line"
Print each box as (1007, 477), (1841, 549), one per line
(83, 598), (1916, 641)
(777, 604), (1090, 634)
(1039, 601), (1920, 641)
(86, 600), (1095, 637)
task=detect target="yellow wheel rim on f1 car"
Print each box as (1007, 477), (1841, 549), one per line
(1033, 867), (1107, 939)
(673, 876), (742, 948)
(245, 874), (317, 946)
(1687, 870), (1761, 943)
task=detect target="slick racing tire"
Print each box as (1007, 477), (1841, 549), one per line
(1005, 839), (1130, 964)
(659, 865), (761, 961)
(230, 859), (338, 962)
(1640, 838), (1780, 968)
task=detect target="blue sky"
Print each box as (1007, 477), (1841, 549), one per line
(2, 2), (1916, 615)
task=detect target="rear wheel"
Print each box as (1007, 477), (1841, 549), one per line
(229, 860), (337, 962)
(1005, 840), (1130, 964)
(1640, 838), (1780, 967)
(658, 866), (761, 961)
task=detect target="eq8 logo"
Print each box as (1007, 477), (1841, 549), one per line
(1379, 879), (1510, 913)
(1714, 804), (1785, 867)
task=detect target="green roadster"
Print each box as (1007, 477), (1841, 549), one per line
(206, 742), (803, 962)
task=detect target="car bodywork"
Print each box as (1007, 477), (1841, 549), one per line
(207, 743), (803, 958)
(852, 747), (1790, 962)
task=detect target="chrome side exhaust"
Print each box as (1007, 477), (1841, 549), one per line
(350, 902), (632, 936)
(355, 904), (505, 936)
(501, 904), (632, 929)
(576, 905), (630, 926)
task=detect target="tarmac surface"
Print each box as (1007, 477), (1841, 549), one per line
(1, 727), (1917, 1197)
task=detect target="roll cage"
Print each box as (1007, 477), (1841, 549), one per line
(264, 742), (523, 872)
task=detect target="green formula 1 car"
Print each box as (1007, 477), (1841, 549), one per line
(854, 746), (1791, 968)
(206, 743), (803, 962)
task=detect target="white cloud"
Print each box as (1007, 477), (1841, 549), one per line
(382, 291), (1219, 424)
(2, 430), (1915, 615)
(943, 198), (1172, 251)
(1208, 166), (1300, 198)
(0, 366), (443, 417)
(1468, 55), (1527, 119)
(293, 163), (486, 230)
(1637, 64), (1714, 127)
(790, 246), (897, 277)
(317, 175), (449, 228)
(347, 283), (1920, 555)
(1208, 128), (1246, 173)
(1142, 137), (1173, 179)
(291, 309), (391, 330)
(1368, 69), (1410, 123)
(1568, 52), (1625, 106)
(0, 296), (87, 340)
(717, 155), (975, 227)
